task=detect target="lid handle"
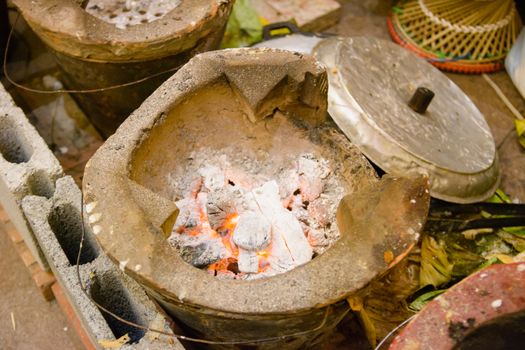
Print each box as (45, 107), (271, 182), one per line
(408, 87), (434, 114)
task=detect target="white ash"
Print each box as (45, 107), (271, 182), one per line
(85, 0), (181, 29)
(167, 147), (345, 279)
(250, 181), (312, 267)
(237, 249), (259, 274)
(233, 212), (271, 251)
(199, 165), (225, 192)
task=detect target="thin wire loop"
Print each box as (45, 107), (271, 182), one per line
(3, 13), (183, 95)
(374, 315), (415, 350)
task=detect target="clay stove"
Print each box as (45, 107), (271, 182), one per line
(12, 0), (234, 137)
(83, 48), (429, 348)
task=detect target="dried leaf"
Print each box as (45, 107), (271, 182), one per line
(420, 235), (453, 287)
(485, 189), (525, 236)
(462, 228), (493, 240)
(497, 230), (525, 251)
(360, 253), (420, 341)
(98, 334), (130, 349)
(347, 296), (363, 311)
(484, 253), (515, 264)
(513, 251), (525, 262)
(475, 234), (514, 257)
(347, 296), (376, 346)
(447, 241), (485, 277)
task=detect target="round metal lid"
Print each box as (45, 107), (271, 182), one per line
(313, 37), (499, 203)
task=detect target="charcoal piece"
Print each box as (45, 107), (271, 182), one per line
(232, 211), (271, 251)
(179, 238), (226, 267)
(237, 249), (259, 273)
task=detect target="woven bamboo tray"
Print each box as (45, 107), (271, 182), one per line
(388, 0), (522, 73)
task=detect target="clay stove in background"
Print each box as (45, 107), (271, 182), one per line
(11, 0), (234, 138)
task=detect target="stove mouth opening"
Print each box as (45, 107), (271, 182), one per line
(129, 77), (360, 280)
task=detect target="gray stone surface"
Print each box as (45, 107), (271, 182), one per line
(22, 176), (184, 349)
(0, 82), (63, 269)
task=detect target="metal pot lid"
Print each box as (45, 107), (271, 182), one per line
(253, 33), (324, 54)
(254, 31), (500, 203)
(312, 36), (499, 203)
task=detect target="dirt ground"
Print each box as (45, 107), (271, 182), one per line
(0, 0), (524, 349)
(0, 217), (85, 349)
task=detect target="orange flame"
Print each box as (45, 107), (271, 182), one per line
(187, 210), (278, 276)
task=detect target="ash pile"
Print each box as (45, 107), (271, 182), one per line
(167, 148), (345, 280)
(84, 0), (181, 29)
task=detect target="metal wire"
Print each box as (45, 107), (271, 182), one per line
(374, 315), (415, 350)
(3, 12), (183, 95)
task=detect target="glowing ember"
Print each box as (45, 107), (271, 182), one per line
(167, 152), (342, 280)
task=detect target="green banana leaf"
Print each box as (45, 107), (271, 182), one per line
(221, 0), (263, 48)
(408, 289), (446, 312)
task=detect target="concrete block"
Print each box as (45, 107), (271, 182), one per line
(0, 82), (63, 269)
(22, 176), (184, 349)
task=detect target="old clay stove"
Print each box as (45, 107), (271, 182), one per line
(12, 0), (234, 138)
(83, 48), (430, 348)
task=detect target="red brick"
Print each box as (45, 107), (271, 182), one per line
(52, 283), (97, 350)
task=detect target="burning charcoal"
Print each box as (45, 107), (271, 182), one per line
(225, 166), (261, 189)
(307, 199), (330, 227)
(206, 187), (243, 230)
(173, 198), (201, 231)
(298, 175), (324, 202)
(237, 190), (259, 213)
(173, 187), (210, 232)
(179, 237), (227, 268)
(232, 211), (271, 251)
(251, 181), (313, 266)
(297, 154), (330, 202)
(289, 195), (309, 223)
(306, 227), (330, 248)
(226, 258), (239, 274)
(198, 165), (225, 192)
(237, 249), (259, 274)
(278, 169), (300, 199)
(187, 177), (203, 199)
(298, 154), (330, 179)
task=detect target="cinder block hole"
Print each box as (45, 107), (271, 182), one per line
(48, 204), (99, 265)
(90, 272), (146, 342)
(27, 171), (55, 199)
(0, 119), (33, 163)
